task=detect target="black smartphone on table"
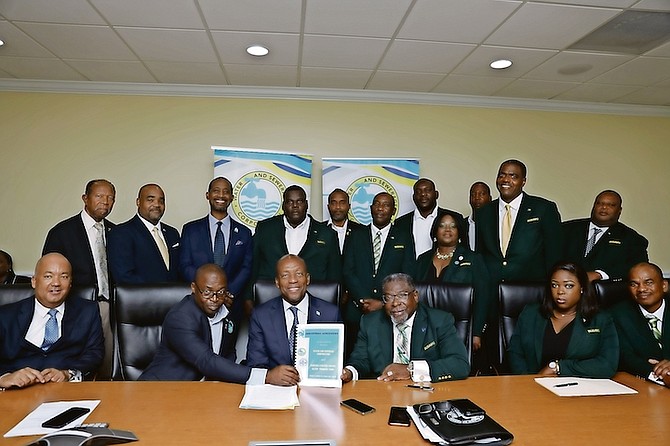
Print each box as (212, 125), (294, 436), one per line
(41, 407), (90, 429)
(449, 399), (486, 417)
(388, 406), (411, 426)
(340, 398), (375, 415)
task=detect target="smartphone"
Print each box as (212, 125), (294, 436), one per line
(341, 398), (375, 415)
(42, 407), (91, 429)
(388, 406), (411, 426)
(449, 399), (485, 417)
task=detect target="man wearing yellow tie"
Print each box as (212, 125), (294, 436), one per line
(108, 183), (181, 284)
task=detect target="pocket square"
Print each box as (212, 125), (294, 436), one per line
(526, 217), (540, 223)
(423, 341), (436, 351)
(171, 243), (179, 248)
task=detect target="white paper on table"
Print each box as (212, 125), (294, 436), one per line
(239, 384), (300, 410)
(4, 400), (100, 438)
(406, 405), (445, 443)
(534, 377), (638, 397)
(294, 323), (344, 388)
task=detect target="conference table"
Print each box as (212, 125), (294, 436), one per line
(1, 373), (668, 445)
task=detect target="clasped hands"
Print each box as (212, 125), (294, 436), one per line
(0, 367), (69, 389)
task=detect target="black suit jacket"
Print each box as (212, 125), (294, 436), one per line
(324, 219), (366, 255)
(393, 207), (468, 256)
(108, 215), (181, 284)
(43, 213), (115, 289)
(139, 295), (251, 383)
(0, 296), (104, 376)
(475, 194), (562, 283)
(562, 219), (648, 281)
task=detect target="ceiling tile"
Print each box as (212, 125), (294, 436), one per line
(198, 0), (302, 33)
(304, 0), (412, 38)
(0, 20), (53, 57)
(224, 64), (297, 87)
(398, 0), (521, 43)
(300, 67), (372, 89)
(646, 40), (670, 57)
(432, 74), (514, 95)
(380, 40), (475, 73)
(540, 0), (636, 7)
(367, 70), (444, 92)
(0, 67), (12, 77)
(90, 0), (204, 28)
(524, 51), (634, 82)
(302, 35), (389, 69)
(452, 45), (557, 77)
(144, 61), (226, 84)
(553, 83), (640, 102)
(633, 0), (670, 11)
(65, 59), (156, 82)
(211, 31), (299, 65)
(15, 22), (136, 60)
(591, 56), (670, 85)
(486, 3), (621, 50)
(0, 0), (105, 25)
(494, 78), (580, 99)
(0, 56), (86, 80)
(116, 28), (218, 63)
(612, 86), (670, 105)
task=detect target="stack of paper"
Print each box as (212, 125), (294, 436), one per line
(4, 400), (100, 438)
(534, 377), (638, 397)
(239, 384), (300, 410)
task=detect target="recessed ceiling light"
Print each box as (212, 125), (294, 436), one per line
(490, 59), (513, 70)
(246, 45), (269, 57)
(0, 39), (4, 47)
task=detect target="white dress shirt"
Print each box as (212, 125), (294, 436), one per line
(284, 216), (310, 255)
(26, 299), (65, 347)
(413, 207), (439, 258)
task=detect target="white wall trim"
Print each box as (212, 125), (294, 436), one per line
(1, 79), (668, 117)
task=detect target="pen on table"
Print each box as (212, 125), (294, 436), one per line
(406, 384), (434, 391)
(554, 382), (579, 388)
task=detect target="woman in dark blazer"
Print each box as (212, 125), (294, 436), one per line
(0, 250), (31, 284)
(416, 211), (493, 353)
(507, 261), (619, 378)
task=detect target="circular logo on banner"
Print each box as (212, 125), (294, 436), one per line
(346, 176), (399, 225)
(232, 172), (285, 228)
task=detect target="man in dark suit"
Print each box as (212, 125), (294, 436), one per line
(0, 253), (104, 389)
(140, 264), (298, 385)
(246, 254), (342, 369)
(466, 181), (492, 250)
(42, 179), (116, 378)
(562, 190), (648, 282)
(475, 159), (562, 284)
(246, 185), (341, 313)
(179, 177), (252, 323)
(341, 273), (469, 383)
(610, 262), (670, 384)
(324, 188), (364, 254)
(394, 178), (466, 258)
(108, 183), (181, 284)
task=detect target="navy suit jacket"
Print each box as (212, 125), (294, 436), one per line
(43, 213), (115, 289)
(0, 296), (104, 376)
(108, 215), (181, 284)
(246, 294), (342, 369)
(179, 215), (253, 300)
(139, 295), (251, 383)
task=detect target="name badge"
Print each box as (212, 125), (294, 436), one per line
(608, 240), (622, 245)
(587, 328), (600, 333)
(423, 341), (436, 351)
(526, 217), (540, 223)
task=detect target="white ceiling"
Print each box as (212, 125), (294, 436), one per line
(1, 0), (669, 110)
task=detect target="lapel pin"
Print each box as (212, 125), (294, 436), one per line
(316, 310), (321, 316)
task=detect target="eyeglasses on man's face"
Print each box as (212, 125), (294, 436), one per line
(198, 288), (232, 301)
(381, 290), (414, 305)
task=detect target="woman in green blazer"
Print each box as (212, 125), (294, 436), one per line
(416, 211), (493, 353)
(507, 262), (619, 378)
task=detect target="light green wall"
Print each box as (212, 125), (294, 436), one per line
(1, 91), (669, 274)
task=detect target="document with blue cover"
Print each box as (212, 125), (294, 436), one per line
(294, 323), (344, 388)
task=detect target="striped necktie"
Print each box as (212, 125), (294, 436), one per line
(584, 227), (602, 256)
(396, 323), (410, 364)
(373, 231), (382, 272)
(647, 315), (662, 348)
(288, 306), (299, 362)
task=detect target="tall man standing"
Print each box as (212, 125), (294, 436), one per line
(562, 190), (648, 282)
(42, 179), (116, 378)
(324, 188), (364, 254)
(108, 183), (181, 284)
(467, 181), (492, 250)
(179, 177), (253, 323)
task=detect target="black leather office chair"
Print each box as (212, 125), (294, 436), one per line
(253, 279), (341, 306)
(0, 284), (97, 307)
(498, 282), (545, 369)
(113, 283), (191, 381)
(593, 280), (629, 309)
(416, 282), (474, 362)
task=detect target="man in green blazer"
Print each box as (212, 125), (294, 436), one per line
(341, 273), (469, 383)
(246, 185), (341, 313)
(610, 262), (670, 383)
(475, 159), (562, 284)
(562, 190), (648, 282)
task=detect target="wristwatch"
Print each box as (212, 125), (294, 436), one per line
(68, 369), (83, 382)
(548, 361), (560, 375)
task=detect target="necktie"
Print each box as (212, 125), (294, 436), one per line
(373, 231), (382, 273)
(396, 323), (410, 364)
(214, 221), (226, 267)
(584, 227), (602, 256)
(152, 226), (170, 269)
(41, 309), (59, 351)
(93, 222), (110, 298)
(501, 204), (512, 256)
(647, 316), (662, 347)
(288, 306), (299, 363)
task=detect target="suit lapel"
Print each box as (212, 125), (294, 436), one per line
(532, 312), (546, 366)
(409, 306), (428, 357)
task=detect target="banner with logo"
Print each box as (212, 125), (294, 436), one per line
(213, 146), (313, 230)
(322, 158), (419, 225)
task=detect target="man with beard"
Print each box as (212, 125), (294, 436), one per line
(324, 188), (363, 254)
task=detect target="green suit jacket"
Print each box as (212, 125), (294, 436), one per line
(562, 219), (648, 281)
(342, 224), (415, 323)
(475, 194), (562, 283)
(416, 245), (494, 336)
(608, 298), (670, 377)
(347, 303), (470, 382)
(393, 207), (467, 256)
(508, 303), (619, 378)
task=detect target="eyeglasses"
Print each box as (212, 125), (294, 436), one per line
(198, 288), (232, 301)
(381, 291), (413, 304)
